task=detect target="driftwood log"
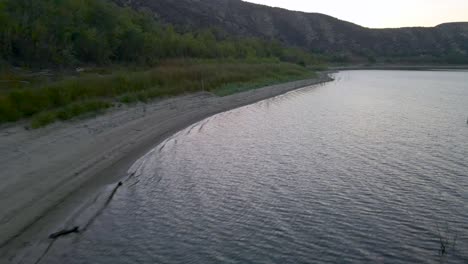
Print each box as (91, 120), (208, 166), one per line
(49, 226), (80, 239)
(48, 181), (123, 239)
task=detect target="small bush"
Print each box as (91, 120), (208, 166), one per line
(56, 101), (113, 121)
(31, 112), (58, 129)
(30, 100), (113, 128)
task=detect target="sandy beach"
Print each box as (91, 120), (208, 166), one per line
(0, 73), (333, 261)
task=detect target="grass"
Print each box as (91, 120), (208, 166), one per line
(0, 60), (317, 128)
(214, 72), (317, 96)
(30, 100), (113, 128)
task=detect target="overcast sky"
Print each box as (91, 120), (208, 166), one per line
(243, 0), (468, 28)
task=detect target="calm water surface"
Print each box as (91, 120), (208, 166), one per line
(49, 71), (468, 263)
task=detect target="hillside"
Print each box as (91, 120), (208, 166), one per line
(0, 0), (325, 127)
(113, 0), (468, 63)
(0, 0), (318, 67)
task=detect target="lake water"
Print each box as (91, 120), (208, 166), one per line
(47, 71), (468, 263)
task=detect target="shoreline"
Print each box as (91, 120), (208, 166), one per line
(329, 64), (468, 71)
(0, 72), (333, 262)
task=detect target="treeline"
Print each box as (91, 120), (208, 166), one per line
(0, 0), (319, 68)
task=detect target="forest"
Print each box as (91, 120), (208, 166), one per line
(0, 0), (319, 67)
(0, 0), (327, 128)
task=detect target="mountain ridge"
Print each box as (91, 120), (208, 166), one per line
(113, 0), (468, 63)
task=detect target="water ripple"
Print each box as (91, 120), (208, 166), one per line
(45, 71), (468, 264)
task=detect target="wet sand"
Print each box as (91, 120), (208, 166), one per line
(0, 73), (333, 262)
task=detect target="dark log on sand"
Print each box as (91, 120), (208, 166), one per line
(49, 226), (79, 239)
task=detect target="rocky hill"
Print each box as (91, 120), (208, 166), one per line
(113, 0), (468, 63)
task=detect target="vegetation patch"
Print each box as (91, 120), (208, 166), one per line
(30, 100), (113, 128)
(0, 0), (324, 128)
(0, 60), (317, 128)
(214, 72), (317, 96)
(0, 0), (320, 67)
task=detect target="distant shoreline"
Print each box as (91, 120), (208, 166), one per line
(329, 64), (468, 71)
(0, 73), (333, 262)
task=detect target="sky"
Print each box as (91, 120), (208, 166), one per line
(244, 0), (468, 28)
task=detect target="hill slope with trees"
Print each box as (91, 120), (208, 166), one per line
(113, 0), (468, 64)
(0, 0), (324, 127)
(0, 0), (318, 67)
